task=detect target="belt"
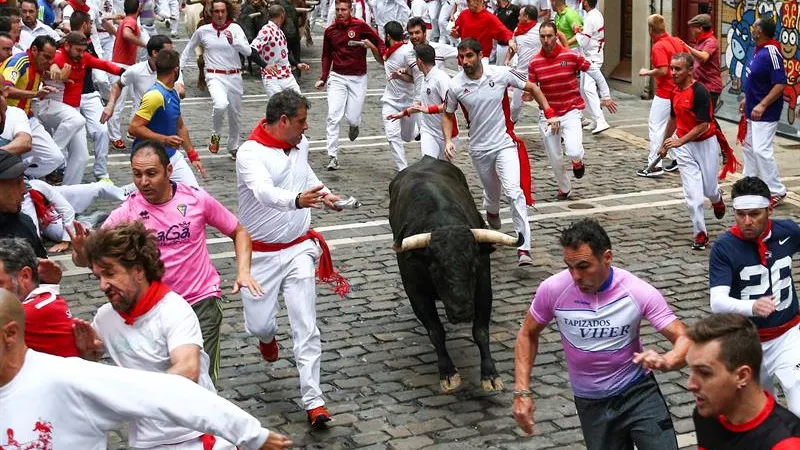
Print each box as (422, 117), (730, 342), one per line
(206, 68), (241, 74)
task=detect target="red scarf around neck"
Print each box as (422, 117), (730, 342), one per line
(248, 119), (294, 150)
(383, 42), (405, 59)
(67, 0), (90, 13)
(28, 189), (56, 228)
(514, 20), (537, 36)
(118, 280), (171, 325)
(696, 29), (714, 44)
(212, 20), (231, 36)
(730, 220), (773, 266)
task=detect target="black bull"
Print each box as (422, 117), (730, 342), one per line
(389, 156), (522, 393)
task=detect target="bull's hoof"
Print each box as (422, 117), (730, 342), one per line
(480, 377), (504, 392)
(439, 373), (461, 393)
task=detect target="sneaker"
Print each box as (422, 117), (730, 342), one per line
(228, 149), (237, 161)
(111, 139), (126, 151)
(692, 232), (709, 251)
(326, 156), (339, 171)
(556, 189), (571, 201)
(97, 176), (113, 184)
(581, 118), (594, 130)
(592, 121), (610, 134)
(712, 198), (726, 219)
(572, 160), (585, 179)
(170, 31), (180, 39)
(209, 134), (221, 153)
(771, 193), (788, 208)
(44, 168), (64, 186)
(164, 19), (171, 28)
(636, 166), (664, 177)
(517, 250), (533, 266)
(348, 125), (359, 141)
(307, 406), (332, 428)
(486, 212), (501, 230)
(664, 160), (679, 173)
(258, 338), (279, 362)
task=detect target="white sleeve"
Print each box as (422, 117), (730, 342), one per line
(304, 165), (331, 195)
(231, 24), (252, 56)
(501, 66), (527, 90)
(180, 29), (202, 69)
(585, 62), (610, 98)
(710, 285), (756, 316)
(8, 107), (31, 136)
(437, 43), (458, 62)
(161, 299), (204, 352)
(66, 359), (270, 449)
(235, 149), (297, 211)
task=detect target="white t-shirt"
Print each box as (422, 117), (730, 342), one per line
(410, 0), (430, 23)
(118, 60), (184, 110)
(0, 349), (270, 450)
(20, 22), (60, 48)
(181, 23), (251, 71)
(576, 8), (604, 65)
(444, 64), (526, 152)
(406, 41), (458, 99)
(0, 106), (32, 146)
(513, 22), (541, 73)
(420, 65), (451, 140)
(92, 291), (215, 448)
(382, 44), (415, 106)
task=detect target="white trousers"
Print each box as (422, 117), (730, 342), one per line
(169, 151), (200, 188)
(538, 109), (585, 193)
(156, 0), (180, 33)
(242, 241), (324, 410)
(494, 44), (509, 67)
(207, 72), (244, 152)
(262, 76), (301, 98)
(647, 95), (671, 167)
(761, 324), (800, 416)
(580, 64), (607, 126)
(35, 99), (89, 185)
(509, 82), (527, 124)
(381, 102), (417, 170)
(80, 92), (111, 179)
(135, 435), (235, 450)
(41, 181), (127, 242)
(471, 145), (531, 250)
(437, 1), (454, 44)
(743, 120), (787, 196)
(326, 72), (368, 157)
(426, 0), (440, 41)
(673, 136), (722, 235)
(109, 82), (131, 141)
(420, 132), (454, 160)
(24, 117), (65, 179)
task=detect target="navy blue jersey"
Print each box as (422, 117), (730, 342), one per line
(709, 219), (800, 330)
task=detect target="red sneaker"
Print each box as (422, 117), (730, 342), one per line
(771, 193), (787, 209)
(712, 198), (726, 219)
(307, 406), (331, 428)
(258, 338), (278, 362)
(112, 139), (126, 151)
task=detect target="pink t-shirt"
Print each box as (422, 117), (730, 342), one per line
(530, 267), (677, 399)
(104, 183), (238, 305)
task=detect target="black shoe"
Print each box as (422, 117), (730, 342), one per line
(636, 166), (664, 177)
(664, 160), (679, 173)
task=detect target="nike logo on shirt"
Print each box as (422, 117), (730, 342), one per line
(780, 237), (791, 245)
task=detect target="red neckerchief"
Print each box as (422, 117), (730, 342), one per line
(28, 189), (55, 227)
(25, 49), (38, 75)
(514, 20), (537, 36)
(383, 42), (405, 59)
(212, 20), (231, 36)
(67, 0), (90, 13)
(696, 29), (714, 44)
(539, 42), (564, 59)
(730, 219), (773, 266)
(248, 119), (294, 150)
(117, 280), (171, 325)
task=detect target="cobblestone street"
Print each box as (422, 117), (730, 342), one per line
(55, 27), (800, 449)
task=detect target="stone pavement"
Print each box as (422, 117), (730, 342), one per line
(59, 26), (800, 449)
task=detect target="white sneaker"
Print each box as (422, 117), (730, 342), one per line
(582, 119), (594, 130)
(327, 156), (339, 170)
(592, 121), (610, 134)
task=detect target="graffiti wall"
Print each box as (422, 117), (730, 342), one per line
(719, 0), (800, 137)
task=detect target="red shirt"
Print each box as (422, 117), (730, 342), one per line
(320, 18), (384, 83)
(53, 49), (123, 107)
(651, 33), (683, 98)
(670, 80), (715, 141)
(454, 9), (513, 57)
(112, 15), (139, 65)
(528, 44), (591, 117)
(22, 287), (80, 358)
(692, 32), (722, 94)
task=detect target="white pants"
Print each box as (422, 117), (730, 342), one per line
(262, 76), (301, 98)
(157, 0), (180, 33)
(326, 72), (368, 157)
(647, 95), (671, 167)
(426, 0), (440, 41)
(135, 435), (235, 450)
(420, 132), (454, 160)
(80, 92), (111, 179)
(494, 44), (509, 67)
(382, 102), (417, 170)
(169, 151), (200, 188)
(761, 324), (800, 416)
(242, 241), (324, 410)
(743, 120), (787, 196)
(41, 182), (127, 242)
(580, 64), (607, 127)
(207, 72), (244, 152)
(673, 136), (722, 236)
(471, 146), (531, 250)
(35, 99), (89, 185)
(509, 83), (527, 124)
(24, 117), (65, 179)
(438, 1), (454, 44)
(538, 109), (585, 194)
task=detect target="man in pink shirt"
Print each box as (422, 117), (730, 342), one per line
(512, 218), (689, 450)
(69, 140), (261, 385)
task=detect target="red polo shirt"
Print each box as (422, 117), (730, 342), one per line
(528, 43), (591, 117)
(320, 17), (384, 82)
(23, 287), (81, 358)
(651, 33), (684, 98)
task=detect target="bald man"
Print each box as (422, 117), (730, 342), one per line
(0, 289), (293, 449)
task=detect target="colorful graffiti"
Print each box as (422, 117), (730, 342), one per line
(722, 0), (800, 128)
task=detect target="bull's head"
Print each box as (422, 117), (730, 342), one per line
(394, 228), (522, 323)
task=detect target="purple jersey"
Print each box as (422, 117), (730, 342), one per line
(530, 267), (677, 399)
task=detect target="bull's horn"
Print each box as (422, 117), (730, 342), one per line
(393, 232), (432, 252)
(471, 229), (522, 247)
(249, 11), (263, 17)
(295, 7), (312, 11)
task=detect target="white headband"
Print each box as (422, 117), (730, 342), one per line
(732, 195), (771, 210)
